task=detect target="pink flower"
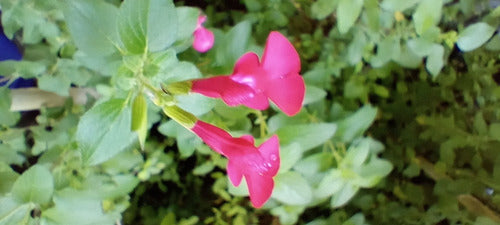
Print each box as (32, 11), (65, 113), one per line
(191, 120), (280, 208)
(193, 15), (214, 53)
(190, 31), (305, 116)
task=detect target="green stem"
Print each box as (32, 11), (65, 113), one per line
(254, 110), (268, 138)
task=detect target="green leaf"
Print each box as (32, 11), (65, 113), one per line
(0, 163), (19, 195)
(343, 141), (370, 167)
(381, 0), (419, 11)
(347, 29), (367, 65)
(279, 143), (302, 173)
(131, 94), (148, 149)
(315, 169), (345, 198)
(371, 36), (400, 67)
(0, 88), (20, 126)
(118, 0), (177, 54)
(277, 123), (337, 152)
(413, 0), (442, 36)
(330, 182), (359, 207)
(38, 73), (72, 96)
(173, 7), (199, 51)
(457, 22), (496, 52)
(11, 165), (54, 204)
(270, 205), (305, 225)
(176, 94), (217, 116)
(76, 98), (136, 165)
(272, 171), (313, 205)
(213, 21), (252, 70)
(337, 0), (364, 34)
(489, 123), (500, 141)
(335, 105), (377, 142)
(304, 85), (327, 105)
(311, 0), (338, 20)
(158, 121), (202, 158)
(42, 188), (118, 225)
(393, 43), (422, 68)
(0, 197), (34, 225)
(356, 158), (393, 187)
(61, 0), (120, 56)
(294, 152), (334, 176)
(426, 44), (444, 78)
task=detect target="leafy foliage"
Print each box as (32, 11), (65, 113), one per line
(0, 0), (499, 224)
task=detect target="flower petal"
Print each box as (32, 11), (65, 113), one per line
(227, 160), (243, 186)
(233, 52), (260, 75)
(265, 74), (305, 116)
(246, 173), (274, 208)
(193, 27), (214, 53)
(191, 120), (232, 155)
(192, 76), (269, 110)
(257, 135), (280, 176)
(261, 31), (301, 78)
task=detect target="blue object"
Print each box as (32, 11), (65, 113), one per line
(0, 11), (36, 88)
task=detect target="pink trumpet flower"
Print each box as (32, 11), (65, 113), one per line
(193, 15), (214, 53)
(191, 31), (305, 116)
(191, 120), (280, 208)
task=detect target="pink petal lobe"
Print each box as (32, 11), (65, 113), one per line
(261, 31), (301, 78)
(257, 135), (280, 176)
(196, 15), (207, 28)
(265, 74), (305, 116)
(240, 135), (255, 145)
(192, 76), (269, 110)
(246, 173), (274, 208)
(193, 27), (214, 53)
(192, 76), (235, 98)
(233, 52), (260, 75)
(191, 121), (232, 155)
(227, 160), (243, 186)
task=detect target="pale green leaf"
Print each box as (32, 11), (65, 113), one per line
(272, 171), (313, 205)
(76, 98), (136, 165)
(426, 44), (444, 77)
(330, 182), (359, 207)
(413, 0), (442, 35)
(304, 85), (327, 105)
(315, 169), (344, 198)
(42, 188), (118, 225)
(381, 0), (420, 12)
(11, 165), (54, 204)
(311, 0), (338, 20)
(0, 88), (19, 126)
(0, 197), (34, 225)
(277, 123), (337, 152)
(279, 143), (302, 173)
(118, 0), (177, 54)
(61, 0), (120, 56)
(335, 105), (377, 142)
(457, 22), (496, 52)
(337, 0), (364, 34)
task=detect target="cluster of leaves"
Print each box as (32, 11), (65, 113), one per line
(0, 0), (498, 225)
